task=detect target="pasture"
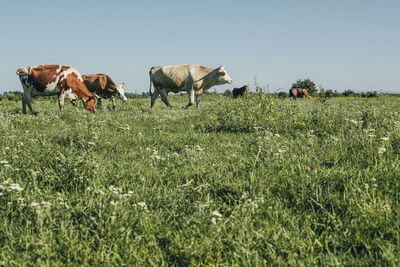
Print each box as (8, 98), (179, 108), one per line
(0, 92), (399, 265)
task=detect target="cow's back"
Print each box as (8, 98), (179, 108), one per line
(82, 74), (116, 98)
(27, 65), (63, 93)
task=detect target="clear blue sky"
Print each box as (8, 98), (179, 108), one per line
(1, 0), (399, 93)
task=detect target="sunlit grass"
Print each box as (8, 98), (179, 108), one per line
(0, 94), (399, 265)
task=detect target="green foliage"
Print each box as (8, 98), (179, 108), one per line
(0, 95), (399, 265)
(291, 78), (317, 95)
(343, 89), (356, 97)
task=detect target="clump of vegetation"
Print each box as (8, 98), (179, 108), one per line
(291, 78), (317, 95)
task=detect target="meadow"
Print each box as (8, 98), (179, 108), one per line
(0, 91), (399, 265)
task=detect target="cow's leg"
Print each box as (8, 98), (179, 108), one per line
(23, 92), (35, 115)
(58, 93), (65, 112)
(71, 99), (79, 112)
(150, 90), (159, 108)
(159, 88), (172, 108)
(97, 98), (102, 109)
(81, 98), (87, 109)
(111, 97), (116, 110)
(22, 95), (27, 114)
(183, 88), (195, 109)
(195, 95), (201, 109)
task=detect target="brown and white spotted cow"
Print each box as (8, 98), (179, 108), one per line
(16, 65), (96, 114)
(82, 74), (127, 110)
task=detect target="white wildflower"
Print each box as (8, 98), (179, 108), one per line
(212, 210), (223, 217)
(10, 184), (23, 191)
(378, 147), (386, 154)
(137, 202), (147, 209)
(5, 147), (9, 150)
(96, 190), (105, 195)
(368, 134), (376, 138)
(110, 201), (118, 206)
(211, 217), (217, 224)
(31, 202), (40, 207)
(0, 192), (3, 196)
(349, 120), (358, 124)
(17, 198), (24, 202)
(274, 133), (281, 137)
(277, 149), (286, 153)
(381, 137), (389, 141)
(0, 160), (9, 164)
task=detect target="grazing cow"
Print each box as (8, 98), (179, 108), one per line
(232, 85), (248, 98)
(16, 65), (95, 114)
(289, 88), (310, 99)
(149, 65), (233, 109)
(82, 74), (127, 110)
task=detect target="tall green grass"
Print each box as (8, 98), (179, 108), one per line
(0, 94), (399, 265)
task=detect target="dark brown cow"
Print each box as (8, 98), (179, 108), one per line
(232, 85), (248, 98)
(289, 88), (310, 99)
(16, 65), (95, 114)
(82, 74), (127, 110)
(325, 90), (333, 98)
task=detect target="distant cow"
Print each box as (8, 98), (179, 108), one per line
(325, 90), (333, 98)
(232, 85), (248, 98)
(149, 65), (233, 109)
(82, 74), (127, 110)
(289, 88), (310, 99)
(16, 65), (95, 114)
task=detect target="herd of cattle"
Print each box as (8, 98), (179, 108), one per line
(15, 64), (311, 114)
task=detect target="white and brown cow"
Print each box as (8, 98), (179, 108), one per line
(16, 65), (96, 114)
(82, 74), (127, 110)
(149, 65), (233, 109)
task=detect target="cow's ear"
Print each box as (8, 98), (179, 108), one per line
(121, 82), (125, 87)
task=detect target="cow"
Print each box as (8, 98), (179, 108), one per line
(82, 74), (127, 110)
(325, 90), (333, 98)
(232, 85), (248, 98)
(289, 88), (310, 99)
(149, 65), (233, 109)
(16, 65), (95, 114)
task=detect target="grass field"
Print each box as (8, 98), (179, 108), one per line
(0, 92), (399, 265)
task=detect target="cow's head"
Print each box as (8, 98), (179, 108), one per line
(215, 66), (233, 85)
(16, 67), (31, 77)
(85, 95), (96, 113)
(115, 82), (127, 102)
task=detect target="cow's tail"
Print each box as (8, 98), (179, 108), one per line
(149, 68), (153, 97)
